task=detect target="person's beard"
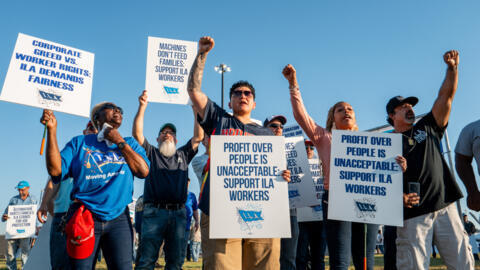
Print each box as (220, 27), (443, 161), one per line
(159, 140), (176, 157)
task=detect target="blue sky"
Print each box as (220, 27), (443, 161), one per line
(1, 1), (480, 233)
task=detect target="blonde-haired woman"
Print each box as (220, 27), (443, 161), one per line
(283, 64), (405, 270)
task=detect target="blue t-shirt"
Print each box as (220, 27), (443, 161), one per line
(53, 177), (74, 214)
(53, 134), (150, 221)
(197, 99), (273, 215)
(185, 192), (198, 231)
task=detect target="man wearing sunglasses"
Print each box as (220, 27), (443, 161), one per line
(133, 90), (202, 270)
(186, 36), (291, 270)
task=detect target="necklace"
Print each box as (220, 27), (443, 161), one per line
(403, 128), (415, 146)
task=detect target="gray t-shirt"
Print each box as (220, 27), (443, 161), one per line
(455, 119), (480, 175)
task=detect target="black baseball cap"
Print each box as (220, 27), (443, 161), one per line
(263, 115), (287, 127)
(386, 96), (419, 114)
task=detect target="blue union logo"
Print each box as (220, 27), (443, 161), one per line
(237, 204), (264, 235)
(163, 86), (179, 94)
(16, 229), (25, 233)
(355, 201), (376, 212)
(238, 210), (263, 222)
(354, 198), (377, 220)
(288, 190), (300, 198)
(39, 90), (62, 101)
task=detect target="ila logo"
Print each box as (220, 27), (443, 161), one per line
(354, 198), (377, 220)
(163, 86), (179, 94)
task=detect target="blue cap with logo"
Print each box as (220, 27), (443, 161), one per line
(15, 181), (30, 189)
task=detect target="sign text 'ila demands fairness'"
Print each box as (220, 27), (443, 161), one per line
(0, 33), (94, 117)
(209, 136), (290, 238)
(328, 130), (403, 226)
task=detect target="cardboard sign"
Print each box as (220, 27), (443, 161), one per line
(283, 124), (305, 138)
(1, 33), (94, 117)
(5, 204), (37, 239)
(285, 136), (318, 208)
(328, 130), (403, 226)
(297, 158), (324, 222)
(145, 36), (197, 105)
(24, 217), (52, 270)
(209, 135), (290, 238)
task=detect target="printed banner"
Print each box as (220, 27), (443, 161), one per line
(209, 135), (290, 238)
(328, 130), (403, 226)
(283, 124), (304, 138)
(0, 33), (94, 117)
(5, 204), (37, 239)
(285, 136), (318, 208)
(297, 158), (324, 222)
(145, 36), (197, 105)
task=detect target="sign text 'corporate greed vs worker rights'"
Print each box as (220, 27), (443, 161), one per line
(328, 130), (403, 226)
(209, 136), (290, 238)
(1, 33), (94, 117)
(145, 37), (197, 105)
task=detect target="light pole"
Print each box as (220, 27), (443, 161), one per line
(214, 63), (231, 109)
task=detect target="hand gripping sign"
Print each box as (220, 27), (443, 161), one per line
(328, 130), (403, 226)
(209, 135), (290, 238)
(145, 37), (197, 105)
(1, 33), (94, 117)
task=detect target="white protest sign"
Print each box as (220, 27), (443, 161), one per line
(1, 33), (94, 117)
(285, 136), (318, 208)
(145, 37), (197, 105)
(5, 204), (37, 239)
(24, 217), (52, 270)
(328, 130), (403, 226)
(283, 124), (304, 138)
(210, 135), (290, 238)
(297, 158), (325, 222)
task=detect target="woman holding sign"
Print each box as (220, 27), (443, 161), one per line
(40, 102), (150, 270)
(282, 65), (406, 270)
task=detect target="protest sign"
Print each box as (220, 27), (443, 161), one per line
(0, 33), (94, 117)
(283, 124), (304, 138)
(5, 204), (37, 239)
(24, 217), (51, 270)
(209, 135), (290, 238)
(297, 158), (324, 222)
(145, 36), (197, 105)
(328, 130), (403, 226)
(285, 136), (318, 208)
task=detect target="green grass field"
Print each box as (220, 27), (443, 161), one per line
(2, 255), (480, 269)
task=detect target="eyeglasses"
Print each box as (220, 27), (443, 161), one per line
(268, 123), (283, 129)
(232, 90), (253, 98)
(98, 103), (123, 115)
(160, 130), (176, 136)
(306, 146), (314, 150)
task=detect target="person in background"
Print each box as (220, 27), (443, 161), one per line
(181, 179), (199, 266)
(3, 181), (38, 270)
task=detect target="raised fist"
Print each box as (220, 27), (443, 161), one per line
(139, 90), (148, 106)
(199, 36), (214, 54)
(282, 64), (297, 85)
(443, 50), (459, 69)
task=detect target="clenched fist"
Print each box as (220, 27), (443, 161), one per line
(40, 109), (57, 130)
(199, 36), (214, 54)
(282, 64), (297, 86)
(444, 50), (459, 69)
(139, 90), (148, 107)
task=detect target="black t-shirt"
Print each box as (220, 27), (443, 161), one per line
(142, 138), (197, 204)
(197, 99), (273, 215)
(402, 112), (463, 220)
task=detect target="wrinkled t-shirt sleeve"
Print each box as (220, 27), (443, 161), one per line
(455, 124), (474, 157)
(198, 99), (224, 135)
(128, 137), (151, 170)
(141, 138), (155, 160)
(179, 139), (198, 164)
(423, 111), (447, 136)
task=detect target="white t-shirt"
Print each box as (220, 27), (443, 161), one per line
(455, 119), (480, 175)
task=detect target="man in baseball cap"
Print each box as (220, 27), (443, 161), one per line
(385, 96), (418, 126)
(263, 115), (287, 136)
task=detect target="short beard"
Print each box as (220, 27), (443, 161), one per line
(159, 140), (176, 157)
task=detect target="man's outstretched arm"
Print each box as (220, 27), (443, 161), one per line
(187, 36), (214, 119)
(432, 50), (459, 128)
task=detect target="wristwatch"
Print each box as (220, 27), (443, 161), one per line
(117, 141), (126, 150)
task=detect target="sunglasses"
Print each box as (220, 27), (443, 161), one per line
(268, 123), (283, 129)
(232, 90), (253, 98)
(98, 103), (123, 115)
(306, 146), (314, 150)
(160, 130), (176, 136)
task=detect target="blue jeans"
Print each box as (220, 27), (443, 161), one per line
(322, 191), (377, 270)
(50, 213), (71, 270)
(190, 241), (200, 262)
(280, 214), (299, 270)
(135, 205), (186, 270)
(70, 208), (133, 270)
(180, 230), (190, 265)
(296, 221), (326, 270)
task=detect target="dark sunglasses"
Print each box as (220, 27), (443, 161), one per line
(160, 130), (176, 136)
(268, 123), (283, 129)
(306, 145), (314, 150)
(99, 103), (123, 115)
(232, 90), (253, 98)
